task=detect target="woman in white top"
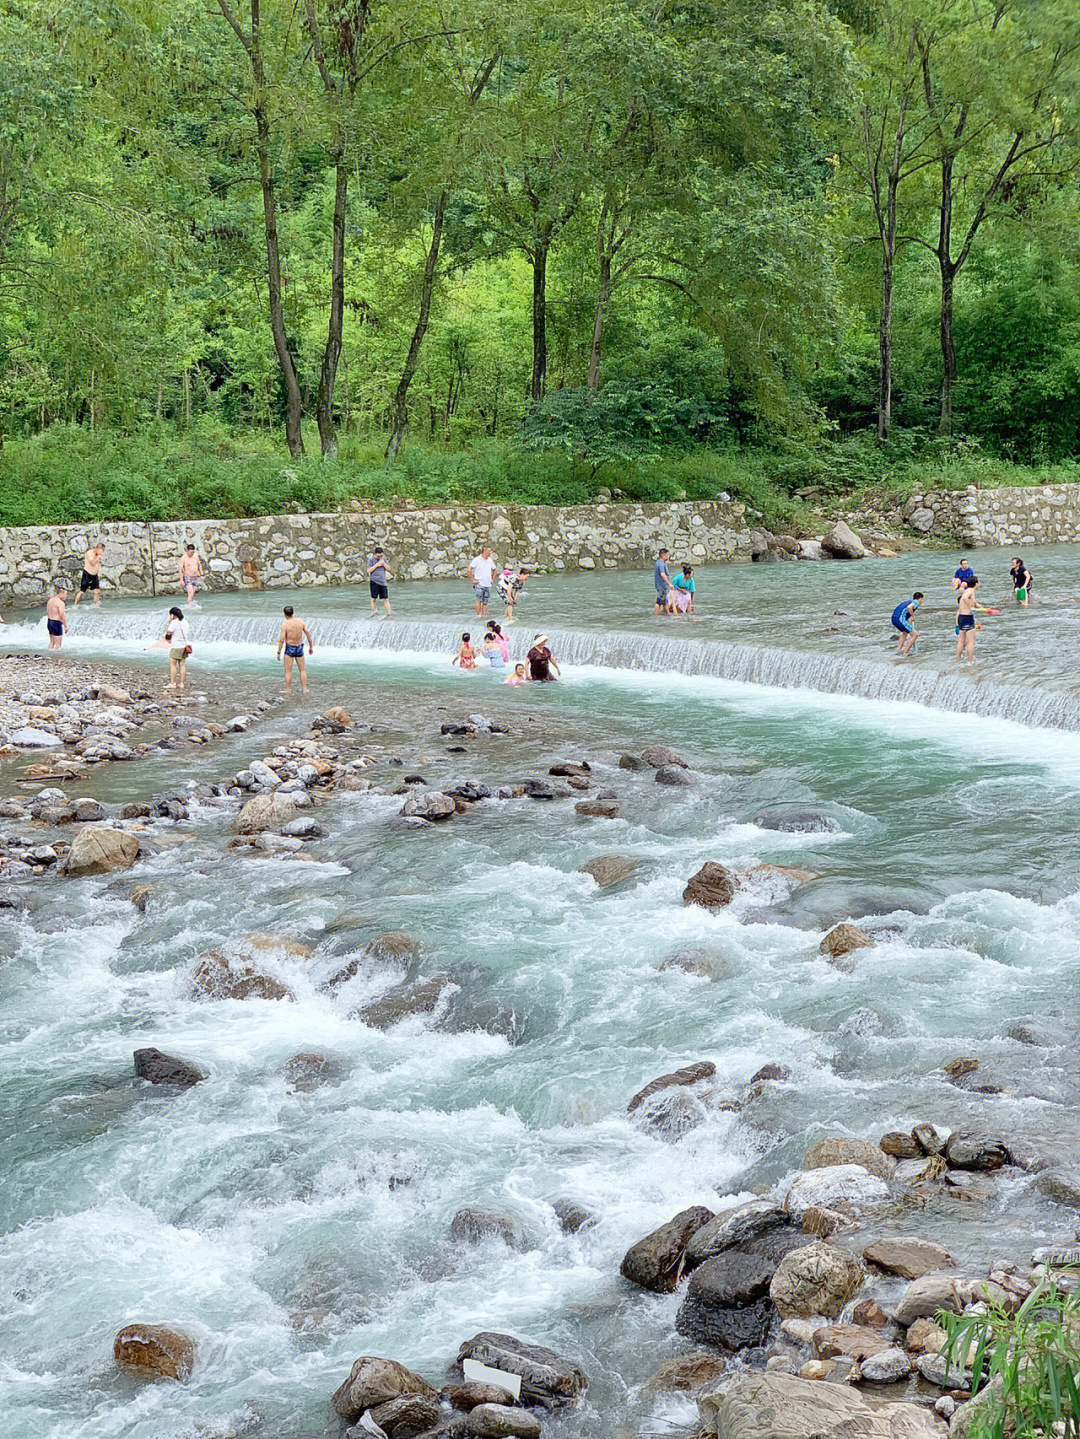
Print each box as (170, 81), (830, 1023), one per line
(164, 605), (192, 691)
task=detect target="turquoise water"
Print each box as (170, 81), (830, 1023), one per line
(2, 547), (1080, 1438)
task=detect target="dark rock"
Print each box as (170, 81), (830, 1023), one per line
(675, 1252), (775, 1351)
(683, 1200), (789, 1271)
(1008, 1019), (1069, 1047)
(617, 753), (647, 771)
(454, 1333), (586, 1409)
(750, 1063), (790, 1085)
(367, 1394), (442, 1437)
(332, 1357), (439, 1423)
(627, 1060), (715, 1112)
(754, 809), (839, 834)
(683, 862), (737, 910)
(523, 780), (556, 800)
(579, 854), (640, 888)
(881, 1131), (921, 1160)
(354, 974), (453, 1030)
(450, 1207), (516, 1246)
(912, 1123), (946, 1157)
(450, 782), (492, 803)
(944, 1131), (1010, 1171)
(549, 760), (591, 776)
(133, 1047), (204, 1089)
(551, 1200), (594, 1234)
(620, 1205), (715, 1293)
(655, 765), (693, 787)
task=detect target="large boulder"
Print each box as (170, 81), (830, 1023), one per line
(769, 1241), (863, 1319)
(332, 1356), (438, 1423)
(804, 1137), (893, 1182)
(236, 791), (309, 835)
(641, 745), (689, 769)
(891, 1273), (972, 1327)
(354, 975), (453, 1029)
(579, 854), (641, 889)
(821, 520), (869, 559)
(466, 1405), (542, 1439)
(620, 1205), (715, 1292)
(675, 1252), (776, 1351)
(455, 1333), (586, 1409)
(188, 950), (294, 1002)
(627, 1061), (716, 1112)
(133, 1048), (204, 1089)
(819, 924), (873, 959)
(683, 863), (737, 910)
(400, 791), (455, 821)
(863, 1238), (955, 1280)
(683, 1201), (789, 1271)
(783, 1164), (890, 1220)
(64, 825), (139, 876)
(699, 1372), (940, 1439)
(366, 1393), (442, 1437)
(944, 1131), (1010, 1171)
(113, 1323), (195, 1381)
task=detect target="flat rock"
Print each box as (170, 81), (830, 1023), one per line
(455, 1333), (586, 1409)
(804, 1137), (893, 1181)
(812, 1323), (890, 1361)
(628, 1061), (716, 1112)
(863, 1238), (954, 1280)
(64, 825), (139, 876)
(579, 854), (641, 888)
(113, 1323), (195, 1382)
(769, 1241), (863, 1319)
(699, 1372), (941, 1439)
(783, 1164), (890, 1220)
(133, 1047), (204, 1089)
(683, 862), (737, 910)
(621, 1205), (715, 1292)
(9, 726), (63, 747)
(332, 1356), (439, 1423)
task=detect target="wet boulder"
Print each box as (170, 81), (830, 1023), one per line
(944, 1131), (1011, 1171)
(64, 825), (139, 876)
(645, 1351), (727, 1394)
(236, 791), (309, 834)
(641, 745), (689, 769)
(891, 1273), (972, 1327)
(635, 1087), (708, 1142)
(285, 1050), (342, 1092)
(551, 1200), (594, 1234)
(332, 1357), (438, 1423)
(617, 753), (647, 771)
(620, 1205), (715, 1292)
(674, 1251), (775, 1351)
(627, 1061), (716, 1112)
(188, 950), (294, 1002)
(699, 1373), (940, 1439)
(366, 1393), (442, 1437)
(804, 1137), (893, 1182)
(754, 809), (839, 834)
(579, 854), (641, 889)
(444, 1382), (518, 1411)
(450, 1207), (516, 1246)
(401, 791), (455, 822)
(880, 1131), (921, 1159)
(113, 1323), (195, 1382)
(656, 765), (693, 787)
(354, 974), (453, 1029)
(575, 793), (619, 818)
(466, 1405), (542, 1439)
(683, 863), (737, 910)
(769, 1241), (863, 1319)
(133, 1048), (204, 1089)
(1035, 1167), (1080, 1207)
(683, 1200), (789, 1272)
(819, 923), (873, 960)
(783, 1164), (890, 1220)
(455, 1333), (586, 1409)
(863, 1238), (954, 1280)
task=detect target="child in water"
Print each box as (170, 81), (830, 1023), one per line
(504, 662), (528, 686)
(890, 592), (923, 656)
(453, 633), (477, 670)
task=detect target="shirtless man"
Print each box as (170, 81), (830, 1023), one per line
(46, 586), (68, 650)
(178, 544), (205, 603)
(276, 605), (313, 694)
(955, 577), (979, 666)
(73, 543), (105, 606)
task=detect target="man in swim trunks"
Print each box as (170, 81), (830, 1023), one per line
(73, 543), (105, 606)
(46, 585), (68, 650)
(467, 546), (497, 618)
(367, 547), (393, 616)
(1010, 556), (1031, 606)
(890, 591), (923, 656)
(955, 578), (979, 665)
(276, 605), (313, 693)
(178, 544), (205, 603)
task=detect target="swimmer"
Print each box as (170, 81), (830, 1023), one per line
(276, 605), (313, 693)
(504, 662), (528, 686)
(890, 591), (923, 656)
(453, 632), (477, 670)
(955, 578), (979, 665)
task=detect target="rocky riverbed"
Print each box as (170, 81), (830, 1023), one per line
(3, 647), (1079, 1439)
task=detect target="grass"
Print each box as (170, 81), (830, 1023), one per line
(1, 420), (1075, 533)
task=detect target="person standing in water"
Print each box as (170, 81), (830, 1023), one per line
(467, 546), (497, 619)
(45, 586), (68, 650)
(164, 605), (191, 690)
(276, 605), (314, 694)
(73, 543), (105, 606)
(527, 634), (560, 681)
(653, 549), (674, 614)
(178, 544), (205, 603)
(891, 591), (923, 656)
(1010, 556), (1032, 607)
(367, 547), (393, 617)
(503, 567), (529, 623)
(952, 555), (975, 596)
(955, 578), (979, 665)
(672, 563), (696, 614)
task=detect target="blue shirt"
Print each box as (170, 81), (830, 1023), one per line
(892, 599), (918, 625)
(954, 566), (975, 585)
(654, 559), (671, 593)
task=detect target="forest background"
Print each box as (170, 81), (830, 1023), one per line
(3, 0), (1080, 530)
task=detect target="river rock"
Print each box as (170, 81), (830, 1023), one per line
(73, 798), (107, 822)
(852, 1299), (890, 1329)
(944, 1131), (1010, 1171)
(819, 924), (873, 959)
(641, 745), (689, 769)
(754, 809), (838, 834)
(912, 1123), (945, 1157)
(656, 765), (693, 786)
(880, 1131), (921, 1160)
(822, 520), (869, 559)
(621, 1205), (715, 1292)
(551, 1199), (593, 1234)
(891, 1273), (971, 1327)
(444, 1382), (518, 1410)
(332, 1356), (439, 1422)
(915, 1354), (971, 1391)
(64, 825), (139, 876)
(113, 1323), (195, 1381)
(683, 863), (737, 909)
(646, 1351), (727, 1393)
(575, 795), (619, 818)
(465, 1404), (542, 1439)
(812, 1323), (889, 1361)
(675, 1251), (775, 1350)
(364, 931), (422, 965)
(660, 946), (729, 979)
(863, 1238), (954, 1280)
(1035, 1166), (1080, 1207)
(628, 1060), (716, 1111)
(285, 1050), (342, 1091)
(579, 854), (641, 888)
(455, 1333), (586, 1409)
(905, 1318), (947, 1354)
(770, 1242), (863, 1319)
(618, 753), (647, 771)
(783, 1164), (890, 1219)
(367, 1393), (442, 1437)
(699, 1372), (941, 1439)
(189, 950), (294, 1002)
(451, 1208), (516, 1246)
(236, 791), (308, 834)
(859, 1348), (912, 1384)
(9, 726), (63, 747)
(133, 1047), (204, 1089)
(683, 1200), (788, 1271)
(355, 974), (453, 1029)
(635, 1086), (707, 1141)
(1007, 1018), (1069, 1047)
(804, 1138), (893, 1181)
(401, 790), (455, 821)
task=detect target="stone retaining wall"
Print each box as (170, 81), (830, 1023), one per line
(0, 499), (751, 608)
(902, 483), (1080, 548)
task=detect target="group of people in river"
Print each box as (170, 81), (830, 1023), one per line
(653, 548), (697, 615)
(453, 621), (560, 684)
(890, 554), (1032, 665)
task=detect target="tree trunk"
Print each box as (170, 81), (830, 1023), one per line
(182, 367), (191, 427)
(386, 188), (449, 461)
(315, 160), (348, 458)
(531, 241), (549, 401)
(587, 251), (612, 391)
(255, 95), (304, 456)
(939, 262), (956, 436)
(877, 251), (893, 441)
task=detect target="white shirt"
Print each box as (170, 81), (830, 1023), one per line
(166, 617), (191, 647)
(470, 554), (496, 587)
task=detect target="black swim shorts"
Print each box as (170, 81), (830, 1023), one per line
(79, 570), (99, 592)
(370, 581), (389, 600)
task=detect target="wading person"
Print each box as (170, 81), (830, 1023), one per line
(1010, 556), (1032, 607)
(952, 555), (975, 596)
(367, 547), (393, 617)
(178, 543), (205, 603)
(527, 633), (560, 682)
(672, 563), (696, 614)
(277, 605), (313, 694)
(164, 605), (191, 690)
(73, 543), (105, 606)
(45, 585), (68, 650)
(502, 566), (529, 624)
(891, 591), (923, 657)
(453, 632), (477, 670)
(654, 549), (674, 615)
(467, 546), (497, 618)
(955, 579), (979, 665)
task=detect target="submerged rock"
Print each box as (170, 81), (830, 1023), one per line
(450, 1207), (516, 1246)
(189, 950), (294, 1002)
(354, 975), (453, 1030)
(579, 854), (641, 888)
(455, 1333), (586, 1409)
(285, 1050), (342, 1091)
(819, 923), (873, 959)
(133, 1047), (204, 1089)
(683, 863), (737, 910)
(620, 1205), (715, 1293)
(660, 945), (729, 979)
(627, 1061), (716, 1112)
(754, 809), (838, 834)
(113, 1323), (195, 1382)
(656, 765), (693, 787)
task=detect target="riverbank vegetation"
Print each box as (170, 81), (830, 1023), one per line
(3, 0), (1080, 522)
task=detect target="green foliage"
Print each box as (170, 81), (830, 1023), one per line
(942, 1281), (1080, 1439)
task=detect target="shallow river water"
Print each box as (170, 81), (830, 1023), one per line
(2, 544), (1080, 1439)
